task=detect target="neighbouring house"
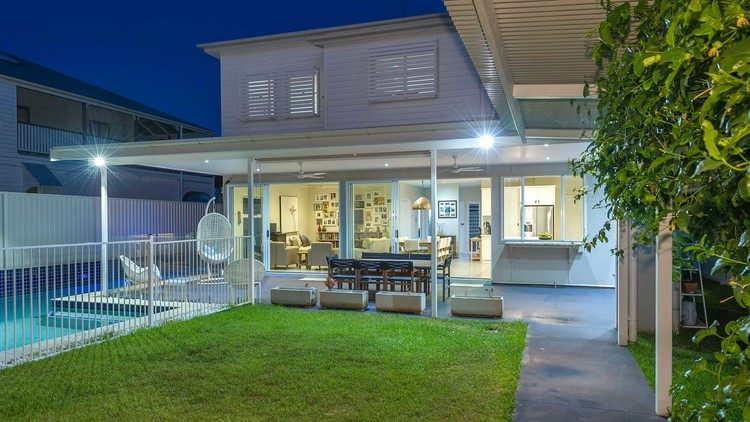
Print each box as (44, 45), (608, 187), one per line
(0, 50), (215, 200)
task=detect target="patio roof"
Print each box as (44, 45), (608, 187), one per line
(50, 120), (588, 176)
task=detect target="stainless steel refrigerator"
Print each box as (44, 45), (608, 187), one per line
(522, 205), (554, 239)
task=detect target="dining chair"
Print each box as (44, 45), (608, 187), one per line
(357, 259), (386, 292)
(384, 260), (416, 292)
(328, 257), (357, 289)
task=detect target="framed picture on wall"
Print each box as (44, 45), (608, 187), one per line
(313, 203), (323, 211)
(355, 194), (363, 201)
(365, 201), (373, 208)
(438, 200), (458, 218)
(279, 196), (300, 232)
(354, 200), (365, 209)
(330, 192), (337, 200)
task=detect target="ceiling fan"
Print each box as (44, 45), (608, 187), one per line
(445, 155), (483, 174)
(286, 161), (326, 179)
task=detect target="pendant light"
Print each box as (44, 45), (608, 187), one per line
(411, 180), (431, 210)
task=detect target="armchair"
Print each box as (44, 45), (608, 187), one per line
(271, 241), (299, 269)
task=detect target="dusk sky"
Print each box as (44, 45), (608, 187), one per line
(1, 0), (445, 134)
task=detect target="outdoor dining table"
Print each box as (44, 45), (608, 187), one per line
(359, 258), (433, 294)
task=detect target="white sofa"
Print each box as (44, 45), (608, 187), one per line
(354, 237), (391, 259)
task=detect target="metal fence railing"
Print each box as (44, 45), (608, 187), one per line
(1, 236), (256, 368)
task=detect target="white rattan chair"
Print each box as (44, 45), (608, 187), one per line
(119, 255), (162, 286)
(196, 198), (233, 277)
(224, 258), (265, 304)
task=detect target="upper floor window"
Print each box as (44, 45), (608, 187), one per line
(368, 40), (438, 102)
(240, 68), (319, 121)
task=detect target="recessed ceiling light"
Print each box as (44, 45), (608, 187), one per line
(545, 156), (550, 160)
(478, 134), (494, 149)
(204, 160), (209, 163)
(543, 143), (549, 147)
(384, 163), (389, 167)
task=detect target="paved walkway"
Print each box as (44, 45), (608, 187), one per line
(260, 276), (663, 420)
(496, 287), (663, 421)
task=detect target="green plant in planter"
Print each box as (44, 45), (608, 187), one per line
(572, 0), (749, 419)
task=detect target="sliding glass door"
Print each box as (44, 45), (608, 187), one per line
(349, 182), (395, 258)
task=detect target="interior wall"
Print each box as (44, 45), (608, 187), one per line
(436, 183), (459, 237)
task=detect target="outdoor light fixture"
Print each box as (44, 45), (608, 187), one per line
(478, 134), (494, 149)
(93, 156), (106, 167)
(204, 160), (209, 163)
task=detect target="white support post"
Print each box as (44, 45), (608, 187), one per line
(247, 158), (256, 305)
(100, 165), (108, 295)
(655, 218), (673, 416)
(430, 149), (438, 318)
(617, 219), (630, 346)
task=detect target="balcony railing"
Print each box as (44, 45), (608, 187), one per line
(17, 122), (120, 155)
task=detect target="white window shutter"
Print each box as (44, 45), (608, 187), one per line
(368, 41), (438, 102)
(240, 74), (276, 120)
(288, 68), (319, 117)
(239, 68), (319, 121)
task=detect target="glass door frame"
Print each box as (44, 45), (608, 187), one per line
(226, 182), (271, 270)
(345, 179), (399, 258)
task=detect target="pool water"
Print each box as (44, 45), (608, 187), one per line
(0, 279), (139, 352)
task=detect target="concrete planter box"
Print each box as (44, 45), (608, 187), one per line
(271, 286), (318, 308)
(320, 289), (368, 310)
(375, 291), (426, 315)
(451, 296), (503, 318)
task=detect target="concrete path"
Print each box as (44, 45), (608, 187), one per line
(496, 287), (663, 421)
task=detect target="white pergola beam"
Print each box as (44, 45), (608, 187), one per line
(513, 84), (597, 99)
(655, 218), (673, 415)
(472, 0), (527, 142)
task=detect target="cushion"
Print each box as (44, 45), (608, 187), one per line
(299, 234), (311, 247)
(362, 238), (371, 249)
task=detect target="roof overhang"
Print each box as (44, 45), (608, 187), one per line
(445, 0), (603, 140)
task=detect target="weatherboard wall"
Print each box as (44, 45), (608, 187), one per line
(217, 23), (496, 136)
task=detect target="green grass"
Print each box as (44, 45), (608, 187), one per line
(0, 305), (527, 421)
(628, 279), (744, 418)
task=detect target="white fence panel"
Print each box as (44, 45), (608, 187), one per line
(0, 192), (208, 268)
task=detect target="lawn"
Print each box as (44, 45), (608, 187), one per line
(628, 279), (744, 419)
(0, 305), (527, 421)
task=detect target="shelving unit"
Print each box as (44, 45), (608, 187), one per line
(469, 237), (481, 261)
(679, 266), (709, 329)
(317, 231), (339, 247)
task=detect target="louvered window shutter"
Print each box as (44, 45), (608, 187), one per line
(239, 68), (319, 121)
(368, 41), (438, 102)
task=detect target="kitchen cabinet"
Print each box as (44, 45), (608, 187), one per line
(523, 186), (556, 206)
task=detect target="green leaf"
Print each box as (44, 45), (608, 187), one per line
(739, 175), (750, 202)
(666, 21), (677, 47)
(598, 23), (615, 46)
(692, 158), (723, 175)
(643, 54), (662, 67)
(701, 120), (722, 160)
(694, 325), (717, 344)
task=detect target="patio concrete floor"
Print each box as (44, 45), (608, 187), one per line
(260, 275), (663, 421)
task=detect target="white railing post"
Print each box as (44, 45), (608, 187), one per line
(147, 234), (155, 327)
